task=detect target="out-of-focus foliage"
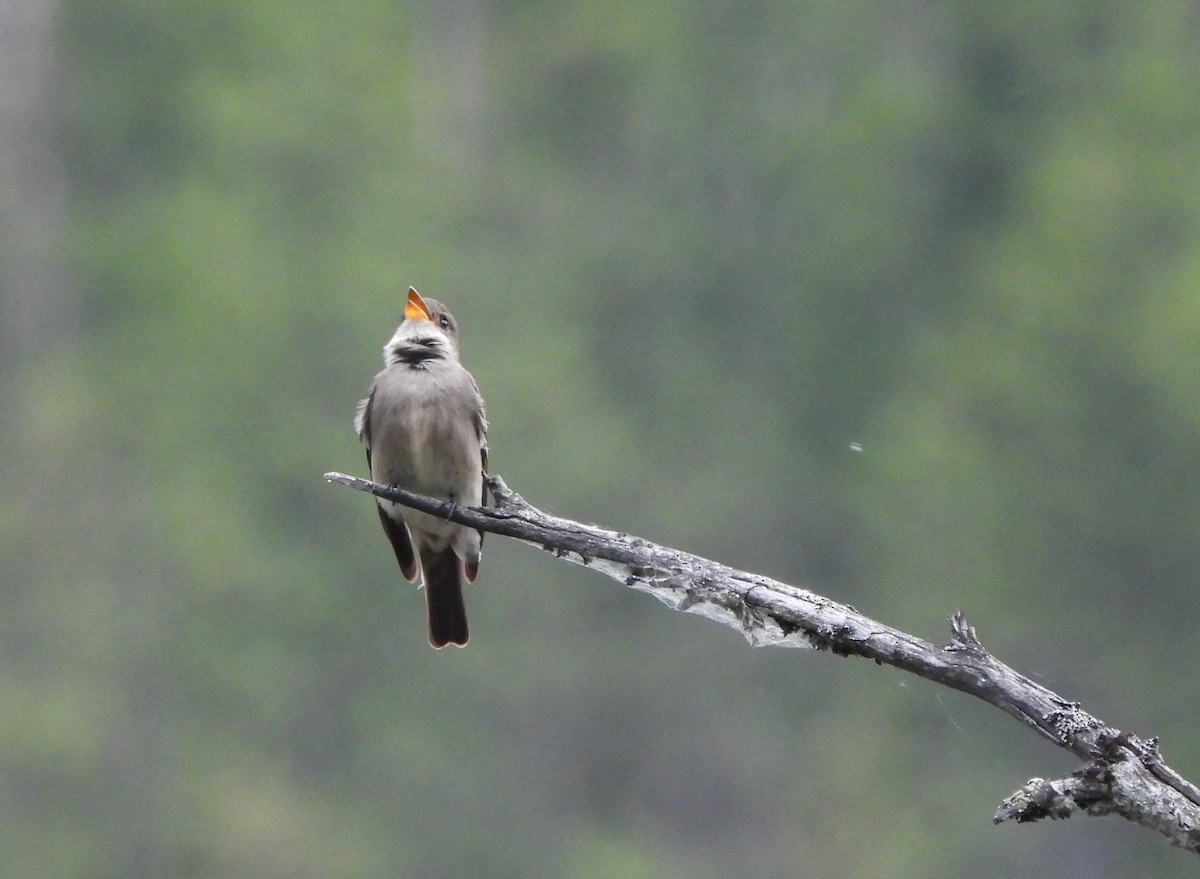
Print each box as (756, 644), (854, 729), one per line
(2, 0), (1199, 875)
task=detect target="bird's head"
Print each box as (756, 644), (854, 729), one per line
(384, 287), (461, 366)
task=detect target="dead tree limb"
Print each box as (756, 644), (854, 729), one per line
(324, 470), (1200, 854)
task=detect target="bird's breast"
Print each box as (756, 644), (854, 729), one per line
(367, 366), (482, 502)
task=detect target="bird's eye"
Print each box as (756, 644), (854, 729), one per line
(438, 315), (451, 330)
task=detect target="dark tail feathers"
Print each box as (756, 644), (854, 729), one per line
(420, 545), (468, 648)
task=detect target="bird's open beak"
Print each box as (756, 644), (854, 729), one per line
(404, 287), (433, 322)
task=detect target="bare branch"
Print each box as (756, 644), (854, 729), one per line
(324, 470), (1200, 854)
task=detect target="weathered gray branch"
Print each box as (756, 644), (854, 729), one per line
(324, 469), (1200, 854)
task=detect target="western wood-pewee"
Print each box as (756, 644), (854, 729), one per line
(355, 287), (488, 648)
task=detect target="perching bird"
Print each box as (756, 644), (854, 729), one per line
(355, 287), (488, 648)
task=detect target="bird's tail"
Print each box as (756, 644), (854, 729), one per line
(420, 544), (469, 648)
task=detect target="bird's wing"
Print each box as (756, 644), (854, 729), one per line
(377, 501), (418, 582)
(357, 384), (418, 581)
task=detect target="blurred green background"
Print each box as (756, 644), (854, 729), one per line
(3, 1), (1199, 876)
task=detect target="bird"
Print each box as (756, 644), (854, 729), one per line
(355, 287), (488, 648)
